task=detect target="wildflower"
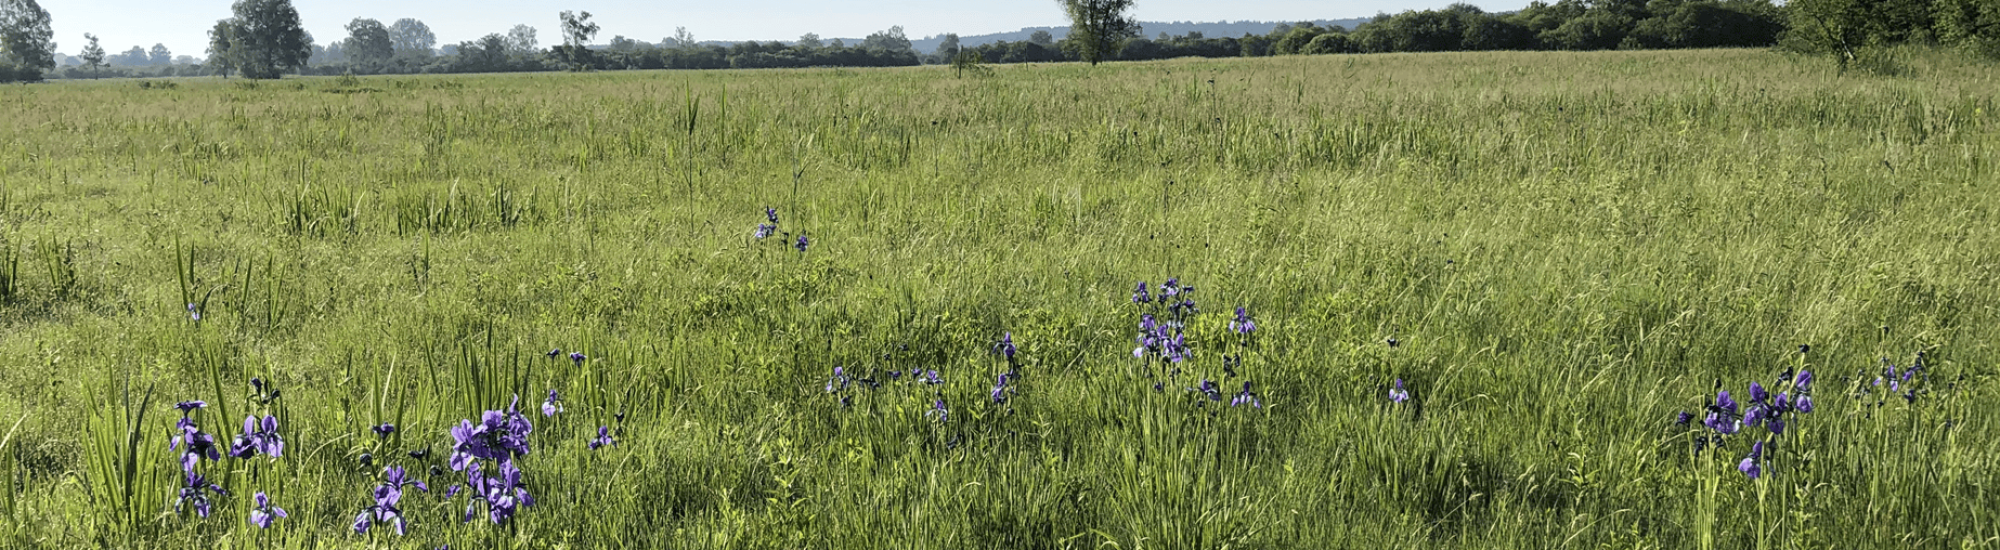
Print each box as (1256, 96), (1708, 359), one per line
(795, 234), (810, 252)
(449, 396), (534, 470)
(249, 491), (286, 529)
(354, 483), (408, 535)
(187, 302), (202, 321)
(1131, 281), (1151, 303)
(765, 207), (779, 224)
(1230, 306), (1255, 335)
(990, 373), (1012, 404)
(1388, 379), (1411, 403)
(359, 452), (374, 468)
(569, 351), (586, 365)
(385, 465), (430, 493)
(409, 447), (430, 460)
(252, 416), (283, 457)
(753, 224), (775, 239)
(1794, 370), (1813, 390)
(372, 423), (397, 439)
(1748, 382), (1769, 404)
(1795, 394), (1814, 414)
(545, 348), (562, 359)
(1195, 379), (1223, 402)
(928, 398), (949, 422)
(174, 421), (222, 469)
(918, 370), (944, 385)
(1230, 381), (1261, 408)
(997, 332), (1017, 361)
(459, 459), (534, 525)
(1704, 390), (1741, 434)
(174, 469), (227, 518)
(588, 426), (616, 450)
(1675, 411), (1693, 425)
(175, 401), (208, 413)
(1738, 441), (1764, 480)
(541, 390), (563, 417)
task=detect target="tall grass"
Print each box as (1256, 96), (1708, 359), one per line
(0, 47), (1996, 548)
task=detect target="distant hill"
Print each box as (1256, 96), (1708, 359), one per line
(908, 20), (1373, 54)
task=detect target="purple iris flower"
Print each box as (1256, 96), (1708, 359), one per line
(1388, 379), (1411, 403)
(1132, 281), (1151, 303)
(249, 491), (286, 529)
(229, 415), (280, 459)
(1704, 390), (1741, 434)
(460, 459), (534, 525)
(1738, 441), (1764, 479)
(1795, 394), (1814, 413)
(545, 348), (562, 359)
(589, 426), (616, 450)
(928, 398), (949, 422)
(541, 390), (563, 417)
(765, 207), (779, 224)
(990, 373), (1012, 404)
(569, 352), (586, 365)
(353, 483), (408, 535)
(998, 333), (1017, 361)
(175, 422), (222, 469)
(753, 224), (775, 239)
(175, 401), (208, 413)
(385, 465), (430, 493)
(1675, 411), (1693, 425)
(1196, 379), (1222, 402)
(1230, 381), (1261, 408)
(919, 370), (944, 385)
(372, 423), (397, 439)
(1160, 278), (1180, 299)
(826, 366), (851, 393)
(794, 235), (810, 253)
(174, 468), (227, 518)
(1748, 382), (1769, 404)
(1230, 307), (1255, 335)
(1767, 415), (1786, 435)
(449, 396), (534, 470)
(1793, 370), (1813, 391)
(187, 302), (202, 321)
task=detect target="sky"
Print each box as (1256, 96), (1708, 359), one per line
(47, 0), (1531, 60)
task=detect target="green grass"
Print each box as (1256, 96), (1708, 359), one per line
(1, 47), (1998, 548)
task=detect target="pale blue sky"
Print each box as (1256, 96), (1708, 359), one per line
(50, 0), (1528, 60)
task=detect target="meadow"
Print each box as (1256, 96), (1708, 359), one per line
(0, 47), (1997, 549)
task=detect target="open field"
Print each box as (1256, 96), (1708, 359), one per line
(2, 48), (1999, 548)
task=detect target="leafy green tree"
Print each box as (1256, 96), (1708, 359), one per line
(344, 18), (392, 65)
(226, 0), (311, 78)
(1029, 30), (1055, 46)
(863, 25), (912, 52)
(558, 10), (599, 70)
(149, 43), (170, 65)
(1304, 32), (1355, 54)
(1056, 0), (1138, 65)
(207, 20), (240, 77)
(1272, 23), (1325, 54)
(673, 26), (694, 49)
(389, 18), (435, 59)
(507, 24), (538, 56)
(116, 45), (144, 65)
(1934, 0), (2000, 57)
(80, 33), (104, 77)
(1, 0), (55, 78)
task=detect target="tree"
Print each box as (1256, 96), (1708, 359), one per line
(80, 33), (104, 77)
(1, 0), (55, 78)
(506, 24), (538, 56)
(149, 43), (171, 65)
(1029, 30), (1056, 46)
(557, 10), (598, 70)
(1056, 0), (1139, 65)
(863, 25), (912, 52)
(389, 18), (435, 58)
(674, 26), (694, 49)
(797, 32), (822, 48)
(226, 0), (311, 78)
(207, 20), (240, 77)
(344, 18), (392, 65)
(1935, 0), (2000, 57)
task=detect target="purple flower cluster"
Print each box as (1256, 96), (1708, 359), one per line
(588, 426), (617, 450)
(228, 415), (284, 459)
(1680, 368), (1816, 479)
(249, 491), (287, 529)
(1231, 381), (1262, 408)
(990, 372), (1014, 405)
(453, 459), (534, 525)
(174, 468), (228, 518)
(449, 396), (534, 471)
(541, 390), (564, 417)
(1388, 379), (1411, 403)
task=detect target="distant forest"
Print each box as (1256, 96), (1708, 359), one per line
(31, 0), (2000, 80)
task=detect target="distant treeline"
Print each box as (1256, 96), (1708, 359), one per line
(33, 0), (2000, 80)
